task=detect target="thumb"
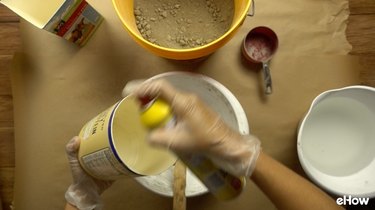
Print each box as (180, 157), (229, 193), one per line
(66, 137), (86, 182)
(66, 136), (80, 162)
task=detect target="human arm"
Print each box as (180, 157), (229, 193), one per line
(135, 79), (341, 209)
(64, 137), (113, 210)
(251, 152), (343, 210)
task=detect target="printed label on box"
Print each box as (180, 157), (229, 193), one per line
(44, 0), (103, 46)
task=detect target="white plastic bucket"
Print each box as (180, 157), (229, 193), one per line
(134, 72), (250, 197)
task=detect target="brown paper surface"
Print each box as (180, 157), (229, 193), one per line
(250, 0), (352, 54)
(11, 0), (357, 209)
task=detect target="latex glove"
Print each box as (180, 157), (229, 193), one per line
(135, 80), (261, 177)
(65, 137), (113, 210)
(122, 79), (145, 98)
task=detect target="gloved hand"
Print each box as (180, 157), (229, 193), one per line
(135, 80), (261, 177)
(65, 137), (113, 210)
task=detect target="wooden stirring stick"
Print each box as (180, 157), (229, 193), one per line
(173, 160), (186, 210)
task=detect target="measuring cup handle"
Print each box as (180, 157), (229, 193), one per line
(247, 0), (255, 17)
(262, 62), (273, 95)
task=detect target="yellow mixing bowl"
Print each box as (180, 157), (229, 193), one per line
(112, 0), (252, 60)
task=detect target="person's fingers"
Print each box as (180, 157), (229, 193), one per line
(66, 137), (86, 182)
(135, 80), (161, 98)
(148, 123), (215, 154)
(135, 80), (178, 104)
(154, 80), (180, 103)
(135, 80), (215, 122)
(148, 125), (192, 152)
(121, 79), (145, 98)
(148, 128), (178, 149)
(66, 136), (80, 160)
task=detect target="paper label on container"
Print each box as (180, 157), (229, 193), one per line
(80, 108), (109, 140)
(43, 0), (103, 46)
(81, 148), (135, 179)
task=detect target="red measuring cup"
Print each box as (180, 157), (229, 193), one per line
(242, 26), (279, 94)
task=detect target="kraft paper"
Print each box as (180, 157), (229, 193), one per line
(11, 0), (357, 209)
